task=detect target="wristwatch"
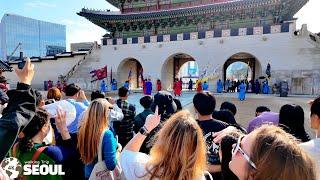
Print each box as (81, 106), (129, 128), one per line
(139, 126), (149, 136)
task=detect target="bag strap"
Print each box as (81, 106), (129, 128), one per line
(97, 130), (106, 162)
(97, 129), (119, 162)
(204, 171), (213, 180)
(12, 143), (19, 157)
(31, 146), (48, 165)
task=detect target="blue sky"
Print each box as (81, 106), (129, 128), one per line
(1, 0), (319, 50)
(0, 0), (118, 50)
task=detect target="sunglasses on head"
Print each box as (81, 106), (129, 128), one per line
(232, 135), (257, 169)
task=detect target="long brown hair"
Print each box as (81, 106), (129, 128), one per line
(249, 125), (316, 180)
(77, 99), (112, 164)
(145, 110), (207, 180)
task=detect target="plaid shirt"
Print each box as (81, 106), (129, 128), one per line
(114, 99), (136, 147)
(116, 99), (135, 118)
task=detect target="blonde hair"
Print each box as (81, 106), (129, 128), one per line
(249, 125), (316, 180)
(77, 98), (112, 164)
(145, 110), (207, 180)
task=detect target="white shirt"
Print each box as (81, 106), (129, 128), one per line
(120, 150), (208, 180)
(300, 138), (320, 179)
(120, 150), (151, 180)
(77, 104), (124, 129)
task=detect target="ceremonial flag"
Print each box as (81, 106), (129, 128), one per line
(266, 63), (271, 78)
(110, 67), (113, 84)
(139, 68), (144, 84)
(101, 66), (107, 79)
(246, 62), (250, 79)
(90, 65), (108, 82)
(128, 69), (132, 81)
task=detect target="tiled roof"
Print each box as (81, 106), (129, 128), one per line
(7, 52), (88, 65)
(79, 0), (308, 24)
(79, 0), (253, 21)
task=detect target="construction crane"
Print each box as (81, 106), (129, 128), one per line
(7, 42), (22, 62)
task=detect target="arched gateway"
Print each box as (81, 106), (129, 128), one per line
(223, 53), (262, 82)
(117, 58), (143, 89)
(161, 53), (198, 90)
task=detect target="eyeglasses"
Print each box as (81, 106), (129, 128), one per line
(232, 135), (257, 169)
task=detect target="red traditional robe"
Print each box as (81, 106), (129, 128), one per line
(157, 80), (162, 91)
(143, 80), (147, 94)
(173, 81), (182, 96)
(197, 82), (203, 93)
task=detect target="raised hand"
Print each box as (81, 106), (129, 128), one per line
(55, 107), (71, 140)
(144, 106), (161, 132)
(14, 58), (34, 85)
(212, 126), (239, 144)
(307, 100), (314, 106)
(78, 90), (87, 101)
(55, 107), (67, 132)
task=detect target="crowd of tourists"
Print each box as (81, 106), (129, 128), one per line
(0, 59), (319, 180)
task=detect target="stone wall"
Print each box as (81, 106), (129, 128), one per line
(97, 25), (320, 95)
(4, 55), (85, 89)
(271, 70), (320, 95)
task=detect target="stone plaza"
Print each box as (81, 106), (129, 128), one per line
(115, 91), (316, 138)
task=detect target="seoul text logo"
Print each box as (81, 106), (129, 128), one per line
(1, 157), (65, 178)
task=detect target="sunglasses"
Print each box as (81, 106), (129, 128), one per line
(232, 135), (257, 169)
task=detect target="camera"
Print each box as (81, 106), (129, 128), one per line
(17, 60), (26, 69)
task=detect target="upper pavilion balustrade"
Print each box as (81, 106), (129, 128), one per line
(101, 22), (292, 46)
(119, 0), (236, 14)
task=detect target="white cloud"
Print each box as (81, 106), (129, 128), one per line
(295, 0), (320, 33)
(60, 19), (84, 26)
(25, 1), (57, 8)
(65, 19), (106, 50)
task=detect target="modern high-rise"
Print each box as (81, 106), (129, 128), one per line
(0, 14), (66, 61)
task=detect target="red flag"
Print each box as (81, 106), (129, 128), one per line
(92, 66), (107, 80)
(101, 66), (107, 79)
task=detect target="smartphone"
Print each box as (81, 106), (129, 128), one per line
(18, 61), (26, 69)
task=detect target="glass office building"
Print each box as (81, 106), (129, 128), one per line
(0, 14), (66, 61)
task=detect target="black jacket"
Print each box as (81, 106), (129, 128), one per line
(0, 83), (36, 161)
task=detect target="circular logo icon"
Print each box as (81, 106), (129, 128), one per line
(1, 157), (23, 179)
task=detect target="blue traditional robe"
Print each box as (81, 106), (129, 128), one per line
(263, 82), (269, 94)
(217, 81), (223, 93)
(238, 83), (246, 101)
(202, 83), (209, 91)
(124, 82), (129, 89)
(111, 80), (117, 90)
(100, 81), (107, 93)
(145, 81), (152, 95)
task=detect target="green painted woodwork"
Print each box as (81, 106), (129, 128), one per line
(80, 0), (308, 38)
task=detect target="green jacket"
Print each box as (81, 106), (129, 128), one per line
(15, 144), (62, 180)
